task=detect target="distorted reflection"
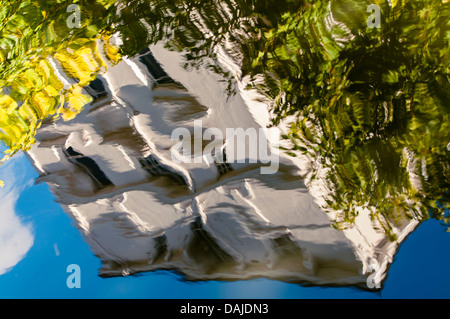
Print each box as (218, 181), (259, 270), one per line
(24, 43), (415, 289)
(1, 0), (448, 290)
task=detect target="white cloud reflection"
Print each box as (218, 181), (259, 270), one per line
(0, 153), (34, 275)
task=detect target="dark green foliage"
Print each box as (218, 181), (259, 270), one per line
(243, 0), (449, 235)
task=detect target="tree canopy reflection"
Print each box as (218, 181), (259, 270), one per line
(0, 0), (448, 237)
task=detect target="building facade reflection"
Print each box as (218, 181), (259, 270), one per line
(26, 43), (419, 289)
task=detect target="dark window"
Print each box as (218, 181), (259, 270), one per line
(63, 146), (113, 189)
(214, 149), (233, 177)
(138, 154), (187, 186)
(85, 77), (108, 101)
(151, 235), (168, 263)
(186, 217), (235, 272)
(64, 146), (83, 157)
(138, 50), (175, 85)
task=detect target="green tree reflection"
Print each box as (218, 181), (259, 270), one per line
(1, 0), (448, 237)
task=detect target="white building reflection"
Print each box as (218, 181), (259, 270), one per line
(26, 43), (418, 288)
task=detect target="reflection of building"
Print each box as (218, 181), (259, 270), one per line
(26, 43), (418, 288)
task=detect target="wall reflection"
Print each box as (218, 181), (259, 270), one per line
(27, 44), (419, 289)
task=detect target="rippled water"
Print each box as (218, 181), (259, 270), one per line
(0, 0), (448, 292)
